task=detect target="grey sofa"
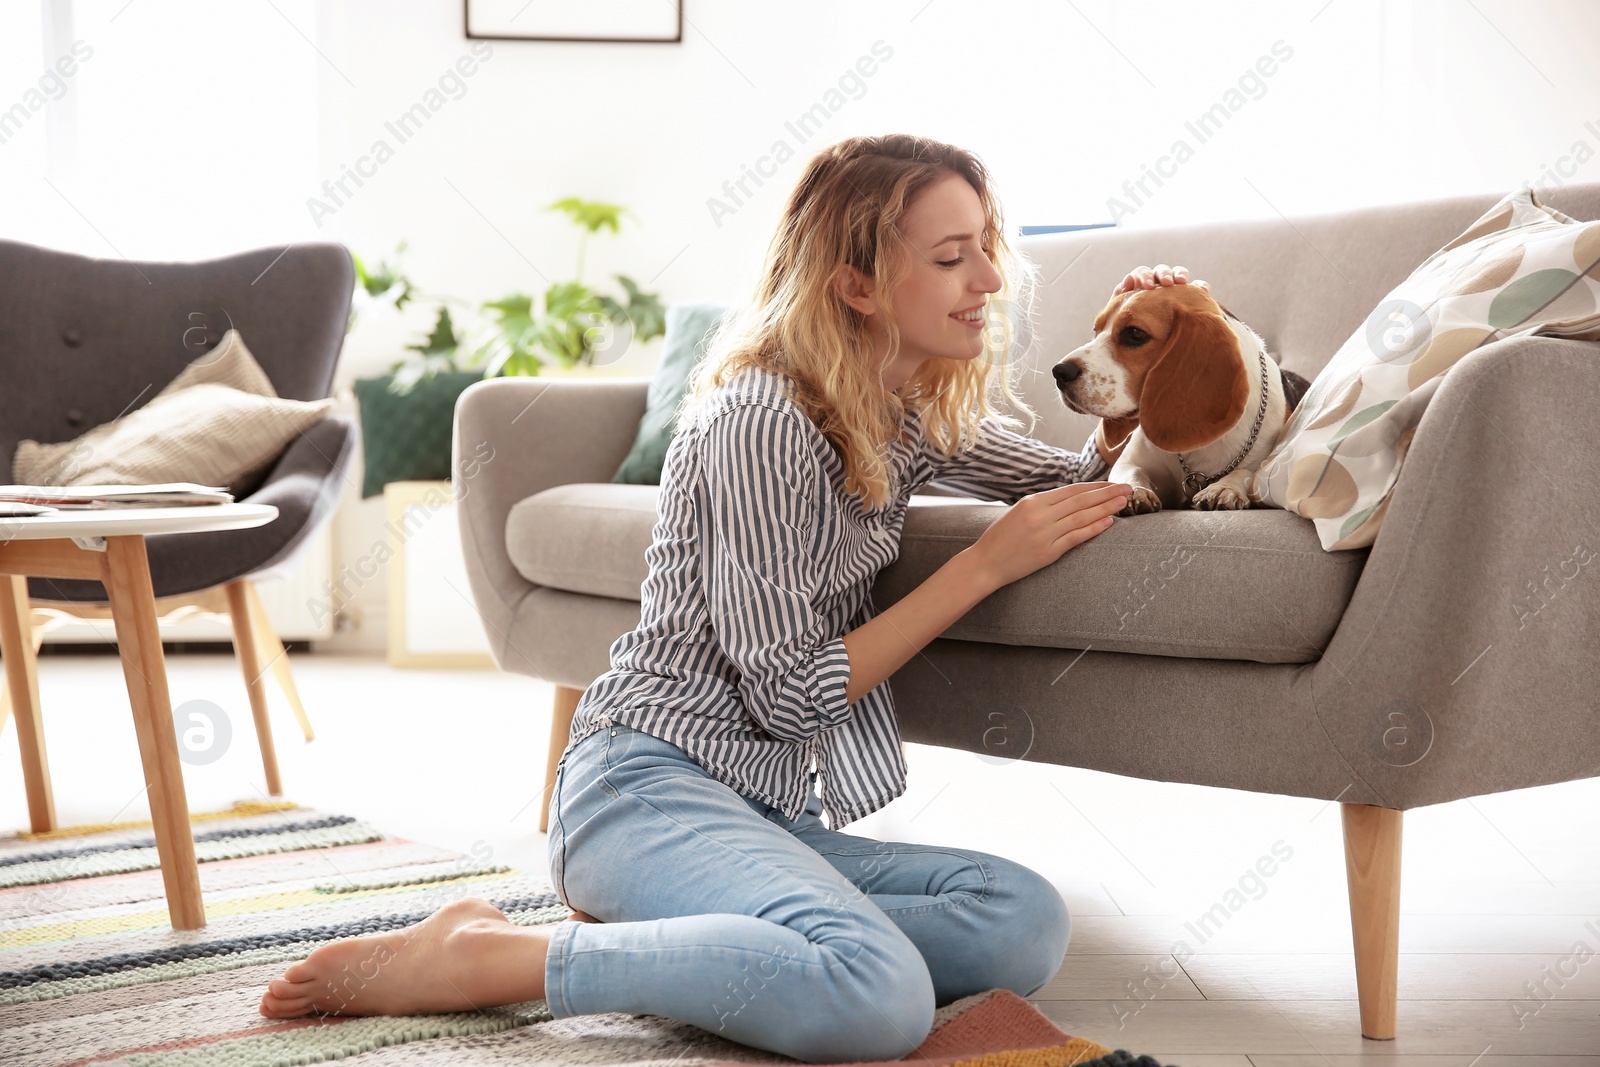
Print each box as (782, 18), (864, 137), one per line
(453, 183), (1600, 1041)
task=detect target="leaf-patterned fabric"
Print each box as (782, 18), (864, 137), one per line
(1252, 186), (1600, 550)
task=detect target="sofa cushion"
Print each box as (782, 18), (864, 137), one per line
(879, 500), (1368, 664)
(507, 483), (1368, 664)
(508, 483), (664, 601)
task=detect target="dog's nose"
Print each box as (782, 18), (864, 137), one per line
(1052, 361), (1081, 387)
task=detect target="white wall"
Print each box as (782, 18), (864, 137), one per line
(5, 0), (1599, 652)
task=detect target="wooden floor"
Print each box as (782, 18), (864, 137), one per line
(3, 650), (1597, 1063)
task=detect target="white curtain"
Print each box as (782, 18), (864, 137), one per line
(2, 0), (323, 260)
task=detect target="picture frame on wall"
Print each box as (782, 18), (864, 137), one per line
(465, 0), (683, 43)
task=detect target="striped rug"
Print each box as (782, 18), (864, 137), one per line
(0, 801), (1168, 1067)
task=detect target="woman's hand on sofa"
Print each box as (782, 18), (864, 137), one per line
(965, 482), (1132, 589)
(1114, 263), (1209, 295)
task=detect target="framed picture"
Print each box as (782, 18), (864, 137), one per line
(465, 0), (683, 43)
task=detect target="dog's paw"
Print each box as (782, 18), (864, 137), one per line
(1191, 481), (1250, 510)
(1121, 486), (1162, 515)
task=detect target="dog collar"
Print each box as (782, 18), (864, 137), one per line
(1176, 340), (1270, 501)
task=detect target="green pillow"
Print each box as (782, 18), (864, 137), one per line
(612, 302), (730, 484)
(354, 369), (485, 498)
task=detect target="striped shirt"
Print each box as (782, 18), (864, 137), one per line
(565, 364), (1107, 827)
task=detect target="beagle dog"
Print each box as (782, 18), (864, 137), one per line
(1052, 283), (1310, 514)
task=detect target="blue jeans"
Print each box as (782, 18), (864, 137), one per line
(543, 722), (1072, 1063)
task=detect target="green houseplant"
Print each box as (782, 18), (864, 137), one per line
(351, 199), (668, 498)
(476, 199), (668, 378)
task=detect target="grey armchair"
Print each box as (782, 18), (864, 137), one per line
(0, 238), (356, 798)
(454, 182), (1600, 1040)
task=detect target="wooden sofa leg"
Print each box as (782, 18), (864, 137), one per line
(225, 580), (282, 797)
(540, 686), (583, 834)
(1342, 803), (1402, 1040)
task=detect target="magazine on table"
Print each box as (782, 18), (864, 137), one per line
(0, 483), (235, 514)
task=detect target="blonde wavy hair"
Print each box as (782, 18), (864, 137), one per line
(678, 133), (1042, 513)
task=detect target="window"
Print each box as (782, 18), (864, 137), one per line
(3, 0), (322, 260)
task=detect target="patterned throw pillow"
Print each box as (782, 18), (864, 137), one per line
(12, 329), (333, 493)
(14, 328), (281, 484)
(1251, 186), (1600, 550)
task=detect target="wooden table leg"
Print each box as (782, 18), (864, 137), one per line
(0, 603), (47, 742)
(0, 574), (55, 833)
(225, 580), (282, 797)
(103, 535), (205, 930)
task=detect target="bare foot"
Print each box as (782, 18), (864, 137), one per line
(258, 897), (551, 1018)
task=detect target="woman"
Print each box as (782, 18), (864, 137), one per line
(259, 133), (1201, 1063)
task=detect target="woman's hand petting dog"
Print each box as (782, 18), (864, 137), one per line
(1113, 262), (1209, 295)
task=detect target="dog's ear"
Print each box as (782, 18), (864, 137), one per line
(1138, 305), (1249, 454)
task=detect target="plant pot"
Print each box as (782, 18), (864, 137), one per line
(353, 369), (487, 499)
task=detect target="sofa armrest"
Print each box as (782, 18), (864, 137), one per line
(1312, 334), (1600, 808)
(453, 375), (650, 675)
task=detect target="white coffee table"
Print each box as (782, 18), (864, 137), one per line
(0, 503), (278, 930)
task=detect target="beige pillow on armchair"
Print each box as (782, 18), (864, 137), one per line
(12, 329), (334, 492)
